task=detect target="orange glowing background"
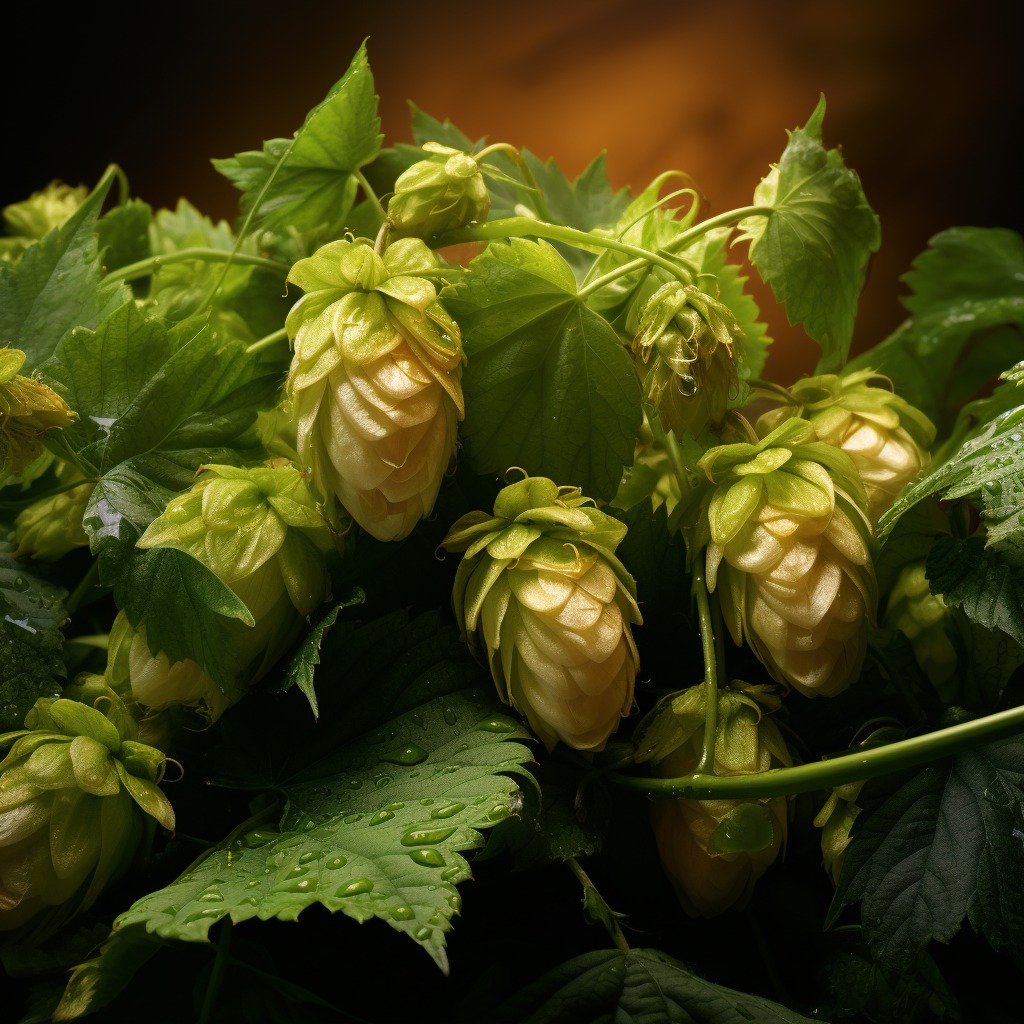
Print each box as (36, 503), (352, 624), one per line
(6, 0), (1021, 381)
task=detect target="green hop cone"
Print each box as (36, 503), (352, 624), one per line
(697, 419), (877, 697)
(0, 348), (77, 478)
(756, 369), (936, 525)
(883, 562), (958, 701)
(0, 695), (174, 937)
(632, 282), (740, 437)
(813, 780), (863, 887)
(387, 143), (490, 240)
(136, 461), (336, 693)
(440, 475), (642, 752)
(285, 238), (465, 541)
(639, 684), (791, 917)
(13, 463), (92, 561)
(1, 181), (87, 262)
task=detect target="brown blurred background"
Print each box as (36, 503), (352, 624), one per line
(5, 0), (1022, 381)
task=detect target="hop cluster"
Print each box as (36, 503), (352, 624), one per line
(641, 685), (791, 917)
(441, 475), (642, 751)
(756, 369), (935, 524)
(698, 419), (876, 697)
(0, 696), (174, 936)
(285, 238), (464, 541)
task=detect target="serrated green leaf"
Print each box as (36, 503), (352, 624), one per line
(830, 734), (1024, 973)
(95, 200), (151, 274)
(0, 172), (125, 372)
(213, 43), (381, 241)
(458, 947), (818, 1024)
(739, 96), (880, 372)
(447, 238), (642, 501)
(925, 534), (1024, 649)
(521, 151), (630, 233)
(848, 228), (1024, 425)
(0, 538), (65, 730)
(105, 687), (530, 973)
(409, 104), (479, 152)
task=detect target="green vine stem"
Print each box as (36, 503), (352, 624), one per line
(245, 327), (289, 356)
(353, 168), (386, 222)
(565, 857), (631, 954)
(105, 248), (290, 285)
(691, 557), (720, 774)
(610, 704), (1024, 799)
(197, 921), (232, 1024)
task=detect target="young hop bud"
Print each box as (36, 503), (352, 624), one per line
(1, 181), (87, 262)
(883, 563), (958, 702)
(285, 238), (465, 541)
(387, 143), (490, 240)
(632, 283), (740, 437)
(440, 475), (642, 752)
(13, 464), (92, 561)
(813, 780), (863, 887)
(756, 370), (935, 524)
(0, 348), (76, 477)
(136, 462), (336, 691)
(0, 696), (174, 936)
(698, 419), (876, 698)
(642, 685), (791, 917)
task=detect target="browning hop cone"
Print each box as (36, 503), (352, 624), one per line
(285, 238), (465, 541)
(698, 419), (876, 697)
(756, 370), (935, 524)
(440, 475), (642, 752)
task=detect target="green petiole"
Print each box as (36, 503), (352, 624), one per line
(105, 248), (290, 284)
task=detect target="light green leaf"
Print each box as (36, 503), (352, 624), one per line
(739, 96), (880, 372)
(213, 43), (382, 240)
(0, 538), (65, 731)
(447, 238), (642, 501)
(105, 688), (531, 973)
(0, 172), (126, 371)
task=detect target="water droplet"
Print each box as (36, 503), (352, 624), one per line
(401, 826), (457, 847)
(373, 774), (394, 789)
(10, 576), (28, 593)
(368, 809), (394, 826)
(342, 813), (364, 825)
(198, 889), (224, 903)
(391, 905), (415, 921)
(383, 801), (405, 811)
(478, 718), (514, 733)
(983, 479), (1003, 497)
(345, 778), (363, 790)
(677, 374), (698, 397)
(275, 876), (314, 894)
(411, 713), (427, 730)
(409, 848), (446, 868)
(239, 895), (259, 908)
(299, 851), (318, 865)
(336, 878), (374, 897)
(486, 804), (510, 822)
(440, 866), (462, 881)
(380, 744), (428, 767)
(286, 866), (306, 879)
(414, 927), (432, 942)
(326, 856), (347, 870)
(446, 891), (462, 911)
(443, 707), (458, 726)
(302, 819), (316, 832)
(419, 798), (435, 806)
(430, 802), (465, 820)
(245, 878), (261, 888)
(244, 830), (277, 848)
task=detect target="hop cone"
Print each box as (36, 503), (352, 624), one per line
(135, 462), (335, 696)
(387, 144), (490, 240)
(756, 370), (935, 524)
(285, 238), (464, 541)
(440, 475), (642, 752)
(0, 348), (76, 477)
(13, 463), (91, 561)
(632, 282), (740, 437)
(814, 780), (863, 887)
(698, 419), (876, 697)
(641, 685), (791, 917)
(0, 695), (174, 936)
(1, 181), (86, 262)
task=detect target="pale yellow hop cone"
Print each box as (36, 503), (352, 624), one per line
(697, 419), (876, 697)
(756, 369), (935, 525)
(0, 695), (174, 936)
(441, 475), (642, 752)
(13, 462), (92, 561)
(638, 685), (791, 917)
(285, 237), (464, 541)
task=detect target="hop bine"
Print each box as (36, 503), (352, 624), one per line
(637, 684), (792, 917)
(694, 419), (876, 698)
(285, 237), (464, 541)
(755, 369), (935, 525)
(440, 475), (642, 752)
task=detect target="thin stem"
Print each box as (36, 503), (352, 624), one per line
(0, 477), (96, 510)
(105, 248), (290, 285)
(692, 556), (720, 774)
(608, 704), (1024, 799)
(353, 168), (386, 222)
(64, 560), (102, 616)
(197, 922), (232, 1024)
(566, 857), (631, 954)
(244, 327), (289, 355)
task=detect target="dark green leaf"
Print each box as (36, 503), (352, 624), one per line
(459, 947), (819, 1024)
(848, 228), (1024, 425)
(0, 539), (65, 730)
(409, 105), (478, 152)
(830, 734), (1024, 973)
(213, 43), (381, 240)
(0, 172), (125, 371)
(96, 200), (152, 274)
(447, 238), (642, 501)
(521, 151), (630, 232)
(739, 96), (880, 372)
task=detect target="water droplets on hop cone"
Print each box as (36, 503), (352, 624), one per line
(440, 475), (642, 752)
(285, 238), (464, 542)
